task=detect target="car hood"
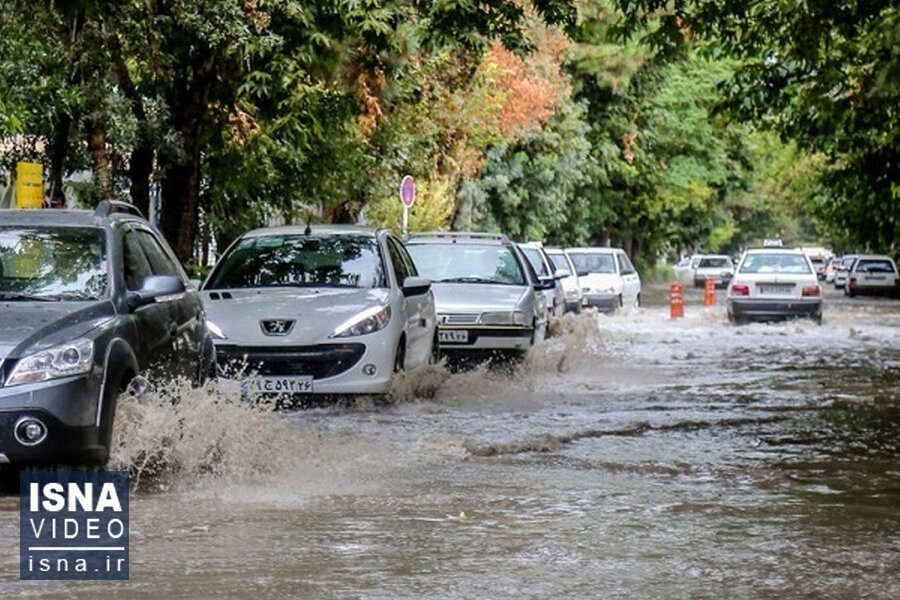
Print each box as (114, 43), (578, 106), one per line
(202, 287), (391, 345)
(0, 300), (116, 360)
(430, 283), (529, 313)
(579, 273), (622, 290)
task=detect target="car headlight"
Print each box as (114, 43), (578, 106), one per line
(5, 339), (94, 387)
(206, 320), (227, 340)
(480, 311), (524, 326)
(331, 306), (391, 338)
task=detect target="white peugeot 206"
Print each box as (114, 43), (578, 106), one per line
(201, 225), (437, 397)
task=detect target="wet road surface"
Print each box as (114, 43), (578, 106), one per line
(2, 284), (899, 599)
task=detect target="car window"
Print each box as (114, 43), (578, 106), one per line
(206, 235), (385, 289)
(617, 253), (636, 275)
(568, 252), (616, 274)
(405, 242), (526, 285)
(522, 248), (551, 277)
(122, 230), (153, 291)
(677, 257), (691, 267)
(548, 253), (569, 272)
(385, 237), (412, 284)
(133, 229), (180, 279)
(0, 226), (108, 300)
(739, 253), (812, 274)
(691, 258), (701, 268)
(698, 258), (732, 269)
(855, 259), (896, 273)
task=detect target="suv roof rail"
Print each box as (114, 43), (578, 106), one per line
(95, 200), (144, 219)
(405, 231), (509, 243)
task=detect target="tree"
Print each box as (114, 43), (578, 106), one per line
(614, 0), (900, 252)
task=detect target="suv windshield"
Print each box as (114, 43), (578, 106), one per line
(739, 253), (812, 274)
(0, 227), (108, 301)
(405, 243), (526, 285)
(206, 235), (385, 289)
(568, 252), (616, 274)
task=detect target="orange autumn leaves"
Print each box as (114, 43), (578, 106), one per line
(486, 32), (570, 138)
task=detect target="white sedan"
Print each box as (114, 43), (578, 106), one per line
(727, 248), (822, 324)
(201, 225), (436, 396)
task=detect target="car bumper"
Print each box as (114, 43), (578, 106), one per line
(215, 338), (396, 395)
(848, 284), (900, 296)
(583, 293), (619, 311)
(694, 277), (731, 288)
(437, 326), (533, 351)
(564, 299), (582, 312)
(727, 298), (822, 321)
(0, 375), (105, 464)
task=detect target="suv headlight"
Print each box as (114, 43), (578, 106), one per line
(480, 311), (524, 326)
(331, 306), (391, 338)
(5, 339), (95, 387)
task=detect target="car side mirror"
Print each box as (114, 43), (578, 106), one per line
(534, 279), (556, 291)
(126, 275), (186, 310)
(577, 270), (589, 277)
(402, 276), (431, 297)
(188, 278), (202, 290)
(554, 268), (571, 279)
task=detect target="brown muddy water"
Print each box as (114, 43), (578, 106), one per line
(1, 285), (899, 599)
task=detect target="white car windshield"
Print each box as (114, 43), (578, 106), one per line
(206, 235), (385, 289)
(0, 227), (108, 301)
(568, 252), (616, 274)
(740, 253), (812, 274)
(405, 243), (526, 285)
(548, 253), (569, 271)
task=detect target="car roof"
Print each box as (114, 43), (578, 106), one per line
(744, 247), (807, 255)
(566, 246), (622, 254)
(853, 254), (896, 261)
(518, 241), (544, 249)
(405, 231), (509, 244)
(0, 209), (107, 228)
(242, 224), (380, 238)
(695, 254), (731, 259)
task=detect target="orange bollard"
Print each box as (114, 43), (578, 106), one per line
(669, 282), (684, 318)
(703, 278), (716, 307)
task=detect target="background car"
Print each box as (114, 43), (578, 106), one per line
(833, 254), (859, 288)
(673, 255), (699, 286)
(545, 247), (583, 313)
(567, 247), (641, 311)
(0, 201), (214, 466)
(404, 232), (550, 354)
(518, 241), (566, 317)
(727, 248), (822, 324)
(202, 225), (436, 397)
(824, 256), (841, 283)
(692, 254), (735, 288)
(844, 255), (900, 297)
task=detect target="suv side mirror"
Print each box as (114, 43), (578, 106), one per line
(402, 276), (431, 297)
(126, 275), (186, 310)
(534, 278), (556, 291)
(554, 268), (571, 279)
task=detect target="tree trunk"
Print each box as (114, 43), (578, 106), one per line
(128, 139), (153, 218)
(86, 121), (113, 199)
(159, 124), (202, 263)
(47, 114), (71, 206)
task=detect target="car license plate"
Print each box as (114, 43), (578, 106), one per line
(757, 284), (793, 295)
(866, 275), (886, 282)
(439, 329), (469, 343)
(248, 376), (313, 393)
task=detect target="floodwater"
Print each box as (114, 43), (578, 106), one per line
(2, 285), (899, 599)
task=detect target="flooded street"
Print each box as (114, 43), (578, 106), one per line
(2, 284), (899, 599)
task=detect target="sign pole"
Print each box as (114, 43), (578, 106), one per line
(399, 175), (416, 237)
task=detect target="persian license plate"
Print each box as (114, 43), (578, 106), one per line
(757, 284), (793, 296)
(248, 376), (313, 394)
(439, 329), (469, 343)
(865, 275), (887, 282)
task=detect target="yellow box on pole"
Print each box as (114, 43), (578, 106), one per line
(15, 161), (44, 208)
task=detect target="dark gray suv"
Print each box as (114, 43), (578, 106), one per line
(0, 201), (215, 466)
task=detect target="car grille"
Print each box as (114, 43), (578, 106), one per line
(440, 313), (481, 325)
(215, 344), (366, 379)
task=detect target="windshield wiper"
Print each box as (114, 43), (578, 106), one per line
(0, 292), (58, 302)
